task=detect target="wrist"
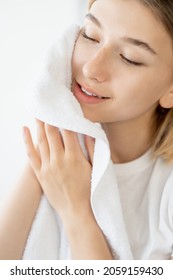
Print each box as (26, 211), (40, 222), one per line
(63, 210), (113, 259)
(63, 206), (96, 234)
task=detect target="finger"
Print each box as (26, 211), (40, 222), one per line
(45, 124), (64, 162)
(84, 135), (95, 165)
(61, 130), (82, 154)
(23, 126), (41, 170)
(36, 119), (50, 162)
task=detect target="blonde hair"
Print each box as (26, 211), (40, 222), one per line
(87, 0), (173, 163)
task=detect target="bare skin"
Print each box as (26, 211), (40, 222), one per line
(0, 119), (113, 260)
(23, 120), (113, 260)
(72, 0), (173, 163)
(0, 164), (42, 260)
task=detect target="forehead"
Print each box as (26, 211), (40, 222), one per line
(89, 0), (173, 58)
(89, 0), (162, 34)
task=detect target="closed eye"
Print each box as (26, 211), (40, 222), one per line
(81, 30), (98, 43)
(120, 54), (143, 66)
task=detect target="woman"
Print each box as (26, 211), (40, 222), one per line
(0, 0), (173, 259)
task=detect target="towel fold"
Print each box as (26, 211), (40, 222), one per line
(23, 24), (133, 260)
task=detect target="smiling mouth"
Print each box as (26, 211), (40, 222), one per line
(81, 87), (109, 99)
(73, 82), (111, 105)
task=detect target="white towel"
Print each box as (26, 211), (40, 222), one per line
(23, 24), (133, 260)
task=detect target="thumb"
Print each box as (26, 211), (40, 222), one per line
(84, 135), (95, 165)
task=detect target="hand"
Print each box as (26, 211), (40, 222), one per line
(23, 120), (95, 223)
(23, 121), (113, 260)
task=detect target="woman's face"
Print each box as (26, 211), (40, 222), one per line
(72, 0), (173, 123)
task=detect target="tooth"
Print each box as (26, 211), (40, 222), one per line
(81, 87), (106, 99)
(82, 87), (91, 96)
(82, 87), (95, 97)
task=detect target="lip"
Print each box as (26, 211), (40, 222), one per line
(73, 81), (110, 105)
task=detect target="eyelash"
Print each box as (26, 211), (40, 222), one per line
(81, 31), (143, 67)
(81, 30), (98, 42)
(120, 54), (143, 66)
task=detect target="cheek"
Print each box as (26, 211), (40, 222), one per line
(72, 40), (86, 75)
(117, 72), (168, 106)
(112, 76), (161, 116)
(72, 37), (96, 78)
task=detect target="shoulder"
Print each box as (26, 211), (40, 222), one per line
(157, 158), (173, 207)
(150, 156), (173, 203)
(159, 158), (173, 186)
(154, 156), (173, 182)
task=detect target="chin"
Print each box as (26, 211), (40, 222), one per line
(82, 110), (99, 123)
(80, 104), (111, 124)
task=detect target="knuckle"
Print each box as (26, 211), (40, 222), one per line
(40, 163), (50, 179)
(68, 155), (81, 168)
(26, 150), (32, 159)
(38, 134), (46, 145)
(26, 150), (33, 159)
(25, 146), (35, 160)
(51, 156), (60, 166)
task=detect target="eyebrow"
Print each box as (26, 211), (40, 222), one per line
(85, 13), (102, 28)
(122, 37), (158, 55)
(85, 13), (157, 56)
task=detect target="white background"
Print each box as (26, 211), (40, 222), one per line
(0, 0), (87, 205)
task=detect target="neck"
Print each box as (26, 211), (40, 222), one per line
(102, 114), (155, 163)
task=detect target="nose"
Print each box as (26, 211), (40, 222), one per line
(83, 47), (111, 82)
